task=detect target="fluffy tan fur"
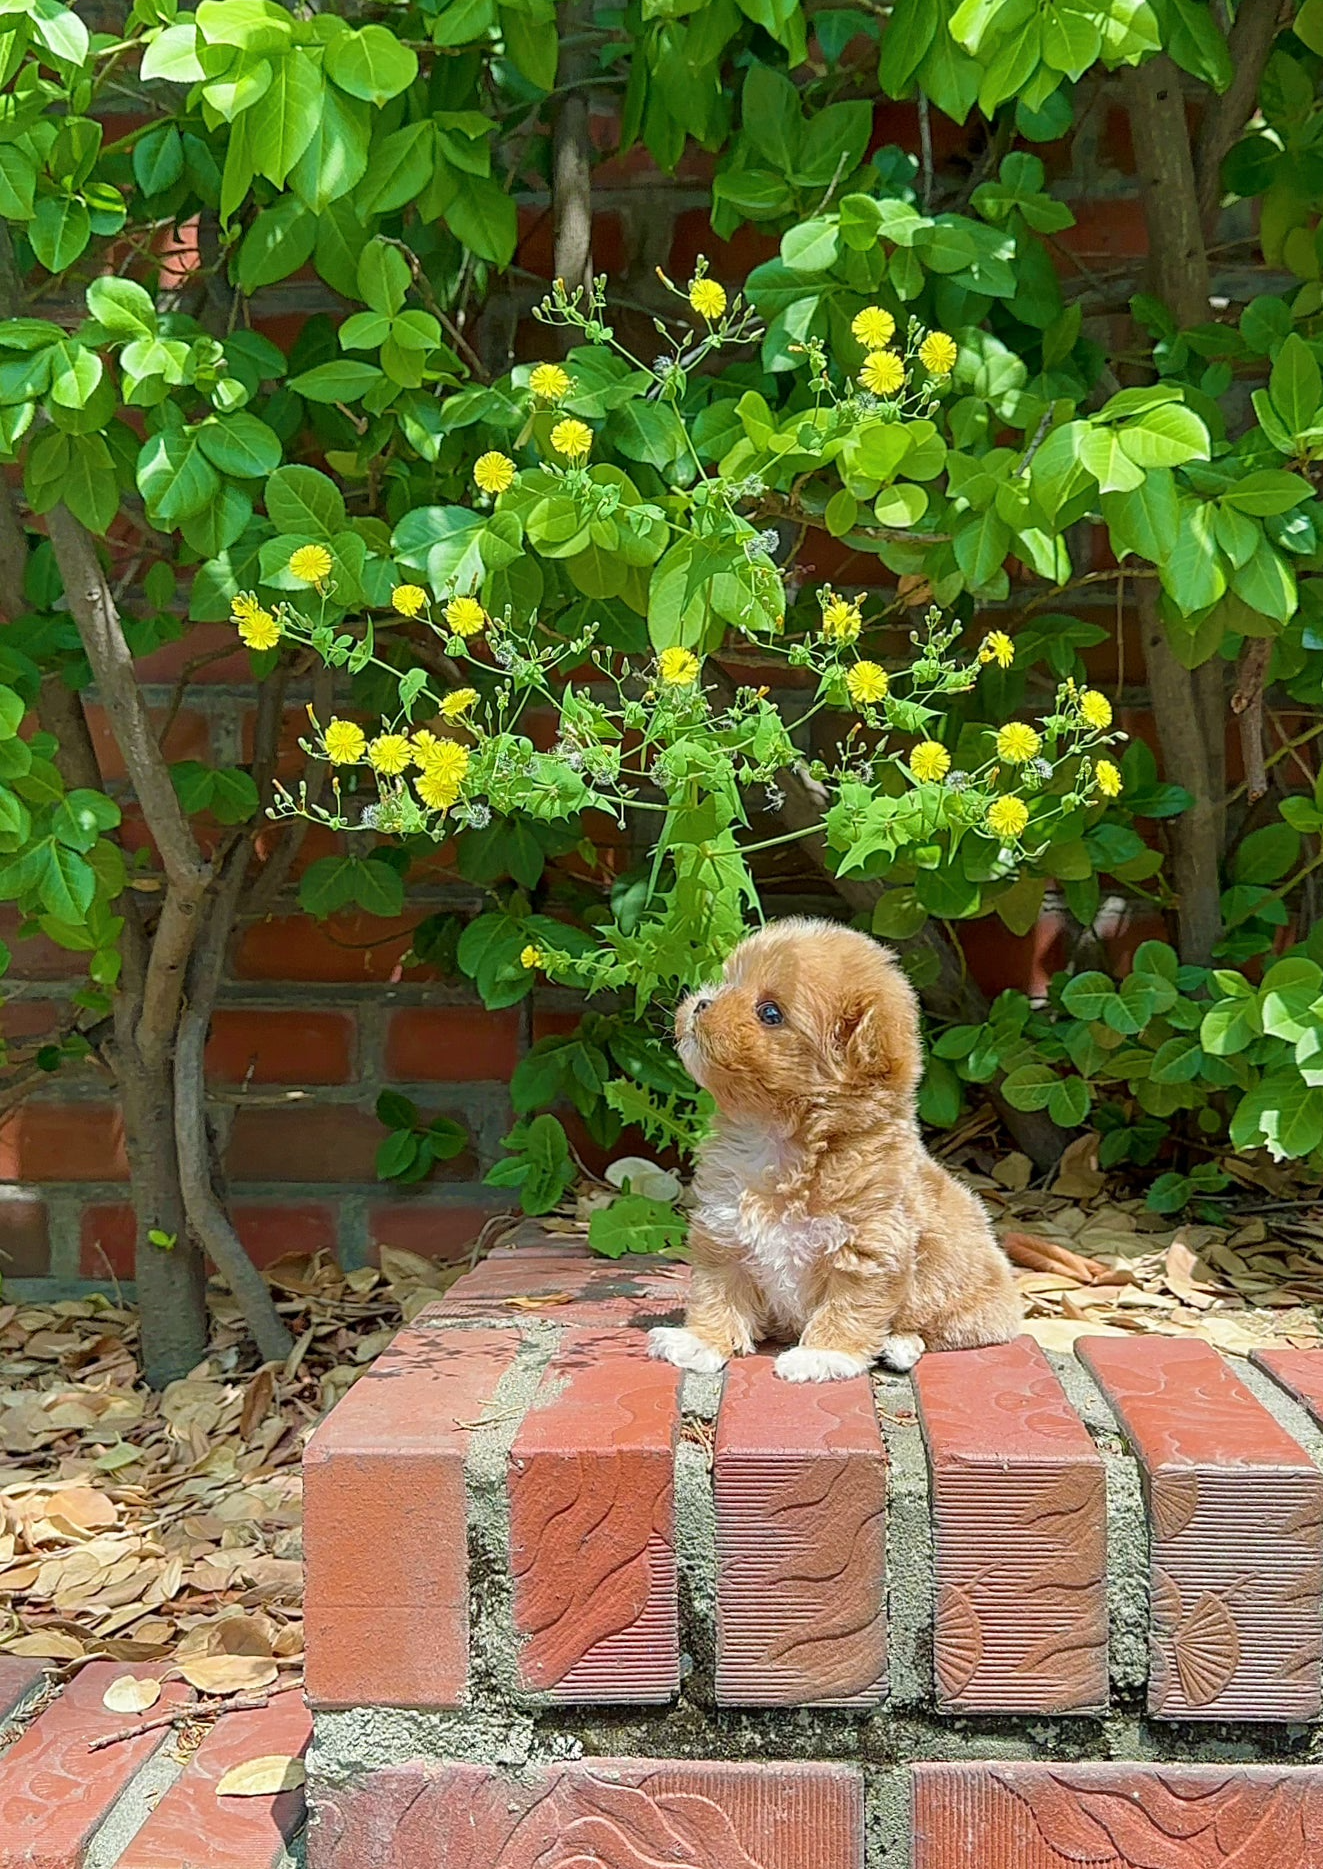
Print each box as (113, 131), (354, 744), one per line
(648, 918), (1022, 1383)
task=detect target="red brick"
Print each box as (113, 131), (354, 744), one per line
(84, 703), (210, 783)
(0, 1104), (128, 1182)
(1079, 1336), (1323, 1720)
(0, 1654), (45, 1722)
(235, 913), (427, 984)
(233, 1204), (338, 1267)
(205, 1009), (355, 1085)
(80, 1202), (135, 1279)
(912, 1762), (1323, 1868)
(119, 1690), (310, 1869)
(130, 622), (251, 684)
(0, 1198), (50, 1278)
(0, 1662), (191, 1869)
(1253, 1347), (1323, 1430)
(714, 1353), (887, 1707)
(384, 1007), (520, 1082)
(509, 1331), (681, 1701)
(309, 1759), (865, 1869)
(915, 1336), (1108, 1714)
(303, 1322), (521, 1708)
(1, 1000), (60, 1041)
(369, 1201), (503, 1262)
(227, 1105), (475, 1184)
(436, 1243), (688, 1329)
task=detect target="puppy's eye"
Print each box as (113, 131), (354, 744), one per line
(757, 1001), (784, 1027)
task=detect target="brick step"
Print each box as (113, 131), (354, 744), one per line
(300, 1246), (1323, 1723)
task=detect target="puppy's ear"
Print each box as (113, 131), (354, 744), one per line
(833, 995), (893, 1084)
(833, 990), (920, 1090)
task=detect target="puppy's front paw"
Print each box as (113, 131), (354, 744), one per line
(879, 1332), (925, 1372)
(648, 1326), (729, 1374)
(775, 1345), (871, 1383)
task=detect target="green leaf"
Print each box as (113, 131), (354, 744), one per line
(29, 195), (90, 274)
(140, 21), (206, 82)
(1117, 402), (1209, 468)
(137, 429), (219, 525)
(237, 196), (316, 290)
(357, 239), (412, 318)
(86, 275), (156, 341)
(133, 123), (184, 196)
(33, 840), (95, 921)
(741, 62), (801, 170)
(326, 24), (418, 105)
(196, 413), (281, 479)
(0, 146), (36, 221)
(588, 1193), (686, 1259)
(265, 464), (345, 538)
(248, 49), (323, 187)
(1047, 1075), (1091, 1127)
(1200, 992), (1262, 1056)
(1234, 820), (1300, 884)
(1269, 332), (1322, 435)
(290, 359), (384, 402)
(1001, 1063), (1058, 1111)
(1060, 970), (1114, 1020)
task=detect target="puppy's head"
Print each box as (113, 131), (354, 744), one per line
(675, 918), (921, 1124)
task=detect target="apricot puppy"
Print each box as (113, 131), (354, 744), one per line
(649, 918), (1022, 1382)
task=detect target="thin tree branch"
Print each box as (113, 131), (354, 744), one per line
(551, 0), (594, 312)
(1231, 637), (1272, 804)
(1195, 0), (1285, 235)
(1124, 55), (1212, 328)
(45, 506), (210, 1063)
(175, 846), (294, 1364)
(0, 484), (27, 621)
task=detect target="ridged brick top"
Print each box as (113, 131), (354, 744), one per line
(1253, 1347), (1323, 1430)
(1079, 1335), (1315, 1467)
(914, 1335), (1100, 1464)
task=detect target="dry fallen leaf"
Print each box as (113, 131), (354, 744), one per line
(102, 1674), (161, 1714)
(991, 1152), (1033, 1192)
(179, 1655), (279, 1694)
(1051, 1133), (1106, 1201)
(502, 1292), (574, 1310)
(215, 1755), (306, 1798)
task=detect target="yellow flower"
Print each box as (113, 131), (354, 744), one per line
(323, 718), (367, 765)
(987, 795), (1030, 840)
(847, 661), (889, 705)
(474, 452), (516, 496)
(851, 306), (896, 349)
(1080, 689), (1113, 730)
(551, 417), (593, 461)
(521, 944), (545, 971)
(859, 350), (905, 396)
(392, 584), (428, 618)
(981, 630), (1014, 668)
(529, 362), (571, 403)
(368, 733), (412, 776)
(410, 730), (440, 763)
(236, 608), (280, 652)
(231, 591), (262, 624)
(688, 277), (727, 321)
(996, 722), (1042, 765)
(441, 687), (478, 718)
(919, 330), (958, 377)
(445, 595), (487, 637)
(413, 740), (470, 811)
(1096, 759), (1122, 798)
(820, 595), (863, 644)
(288, 543), (333, 585)
(658, 646), (700, 686)
(910, 741), (950, 783)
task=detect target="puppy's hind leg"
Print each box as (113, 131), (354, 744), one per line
(649, 1257), (763, 1375)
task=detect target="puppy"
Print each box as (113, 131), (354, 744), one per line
(648, 918), (1022, 1382)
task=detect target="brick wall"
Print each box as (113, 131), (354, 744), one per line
(0, 84), (1289, 1287)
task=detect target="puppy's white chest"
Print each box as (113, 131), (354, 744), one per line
(693, 1126), (848, 1331)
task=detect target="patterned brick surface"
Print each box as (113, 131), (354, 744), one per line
(1253, 1347), (1323, 1430)
(915, 1336), (1108, 1714)
(509, 1331), (681, 1700)
(309, 1759), (865, 1869)
(912, 1762), (1323, 1867)
(118, 1690), (310, 1869)
(0, 1654), (46, 1724)
(1079, 1336), (1323, 1720)
(434, 1243), (688, 1329)
(714, 1354), (887, 1706)
(0, 1662), (190, 1869)
(303, 1322), (521, 1709)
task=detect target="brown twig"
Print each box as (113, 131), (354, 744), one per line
(87, 1690), (286, 1752)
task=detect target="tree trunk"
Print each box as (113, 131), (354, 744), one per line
(1125, 61), (1228, 966)
(552, 1), (594, 311)
(118, 1044), (208, 1385)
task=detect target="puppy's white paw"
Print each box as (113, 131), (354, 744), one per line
(648, 1326), (728, 1374)
(879, 1333), (926, 1372)
(775, 1345), (871, 1383)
